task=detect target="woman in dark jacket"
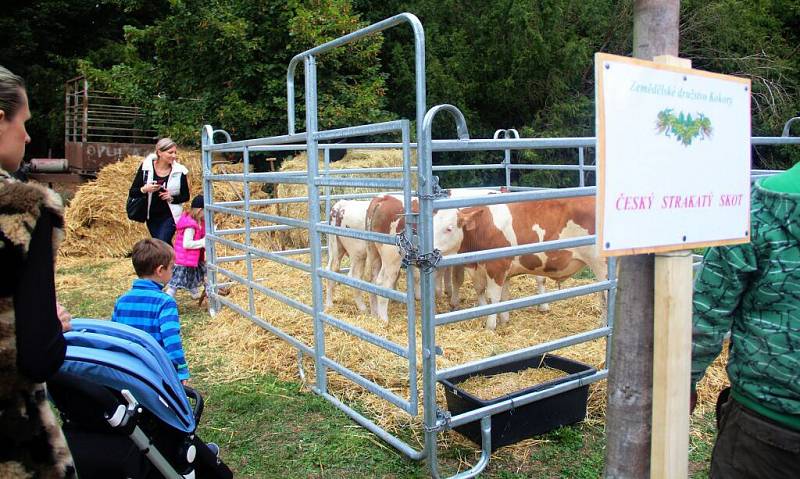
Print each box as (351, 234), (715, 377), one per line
(0, 65), (76, 478)
(129, 137), (190, 244)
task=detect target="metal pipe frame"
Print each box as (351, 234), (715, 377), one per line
(286, 12), (426, 142)
(201, 12), (800, 478)
(417, 104), (470, 479)
(437, 235), (597, 268)
(209, 263), (312, 315)
(208, 233), (311, 272)
(435, 281), (613, 326)
(438, 327), (612, 381)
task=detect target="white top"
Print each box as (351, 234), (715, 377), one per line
(182, 227), (205, 250)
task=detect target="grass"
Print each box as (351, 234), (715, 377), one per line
(56, 257), (718, 478)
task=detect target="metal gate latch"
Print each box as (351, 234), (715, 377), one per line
(396, 231), (441, 273)
(423, 408), (452, 433)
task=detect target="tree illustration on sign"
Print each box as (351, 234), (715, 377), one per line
(655, 109), (713, 146)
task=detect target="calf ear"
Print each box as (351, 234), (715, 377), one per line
(458, 209), (480, 231)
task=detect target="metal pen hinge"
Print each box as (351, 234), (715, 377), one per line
(423, 408), (452, 433)
(396, 230), (441, 273)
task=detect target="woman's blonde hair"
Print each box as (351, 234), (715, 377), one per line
(0, 65), (25, 120)
(155, 137), (177, 154)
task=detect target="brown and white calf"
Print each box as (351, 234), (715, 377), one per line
(325, 199), (371, 312)
(364, 194), (417, 322)
(364, 189), (507, 323)
(432, 196), (606, 330)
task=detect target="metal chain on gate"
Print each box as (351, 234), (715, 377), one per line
(396, 230), (442, 273)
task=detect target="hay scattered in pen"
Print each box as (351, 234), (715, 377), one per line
(188, 252), (729, 447)
(56, 253), (729, 456)
(456, 361), (568, 401)
(191, 256), (606, 437)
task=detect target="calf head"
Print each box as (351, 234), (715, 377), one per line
(432, 207), (485, 255)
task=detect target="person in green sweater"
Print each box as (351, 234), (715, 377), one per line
(690, 163), (800, 478)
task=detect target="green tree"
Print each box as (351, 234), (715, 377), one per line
(80, 0), (390, 145)
(0, 0), (168, 158)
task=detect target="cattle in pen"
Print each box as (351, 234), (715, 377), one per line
(364, 189), (510, 323)
(432, 196), (606, 330)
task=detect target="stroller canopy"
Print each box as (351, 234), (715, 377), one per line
(60, 319), (195, 433)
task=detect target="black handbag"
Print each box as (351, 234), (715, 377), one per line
(126, 195), (147, 222)
(126, 164), (149, 222)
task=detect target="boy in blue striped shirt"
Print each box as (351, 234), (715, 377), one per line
(112, 238), (190, 382)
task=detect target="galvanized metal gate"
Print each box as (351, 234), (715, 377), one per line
(201, 12), (800, 479)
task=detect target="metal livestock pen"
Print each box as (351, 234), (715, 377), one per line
(200, 13), (800, 478)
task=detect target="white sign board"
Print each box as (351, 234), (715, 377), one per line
(595, 53), (752, 256)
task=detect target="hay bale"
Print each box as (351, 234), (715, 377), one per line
(61, 151), (278, 258)
(274, 149), (414, 249)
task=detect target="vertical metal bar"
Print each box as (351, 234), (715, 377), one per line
(81, 78), (88, 143)
(503, 134), (512, 189)
(605, 256), (618, 368)
(419, 117), (439, 476)
(578, 147), (586, 187)
(305, 55), (327, 394)
(243, 146), (256, 316)
(419, 105), (469, 478)
(413, 21), (426, 146)
(324, 148), (332, 233)
(71, 83), (78, 143)
(401, 121), (418, 414)
(201, 126), (220, 314)
(64, 81), (69, 148)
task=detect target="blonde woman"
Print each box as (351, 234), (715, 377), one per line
(128, 137), (190, 244)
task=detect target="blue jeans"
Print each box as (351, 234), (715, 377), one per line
(146, 215), (176, 245)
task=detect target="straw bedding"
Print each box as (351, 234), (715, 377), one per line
(190, 253), (730, 449)
(456, 360), (567, 401)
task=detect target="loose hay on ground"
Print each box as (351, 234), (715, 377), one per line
(199, 255), (727, 446)
(57, 254), (730, 456)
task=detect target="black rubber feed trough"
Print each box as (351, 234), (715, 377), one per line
(439, 354), (596, 451)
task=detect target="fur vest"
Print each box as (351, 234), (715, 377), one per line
(0, 169), (76, 478)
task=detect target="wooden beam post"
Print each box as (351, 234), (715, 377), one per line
(652, 250), (693, 479)
(649, 54), (693, 479)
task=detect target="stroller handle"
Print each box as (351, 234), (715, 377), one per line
(183, 385), (205, 423)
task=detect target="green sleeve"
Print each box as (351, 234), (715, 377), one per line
(691, 242), (757, 386)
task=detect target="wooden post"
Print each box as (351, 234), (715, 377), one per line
(652, 249), (693, 478)
(605, 2), (680, 478)
(650, 54), (692, 479)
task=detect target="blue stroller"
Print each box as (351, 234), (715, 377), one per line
(48, 319), (233, 478)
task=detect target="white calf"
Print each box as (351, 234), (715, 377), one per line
(325, 200), (371, 312)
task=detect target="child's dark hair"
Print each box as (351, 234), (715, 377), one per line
(131, 238), (174, 277)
